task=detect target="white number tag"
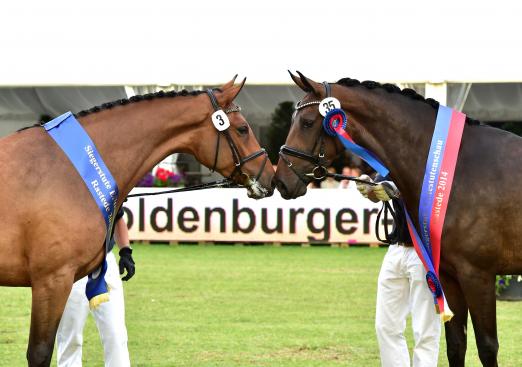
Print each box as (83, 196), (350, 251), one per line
(318, 97), (341, 117)
(212, 110), (230, 131)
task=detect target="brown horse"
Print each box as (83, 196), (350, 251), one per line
(0, 77), (274, 366)
(274, 72), (522, 366)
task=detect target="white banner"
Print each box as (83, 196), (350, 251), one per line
(123, 188), (392, 244)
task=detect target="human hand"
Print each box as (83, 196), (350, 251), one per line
(355, 174), (374, 198)
(119, 247), (135, 281)
(373, 181), (399, 202)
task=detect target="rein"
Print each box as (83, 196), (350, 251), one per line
(129, 89), (268, 199)
(127, 179), (236, 198)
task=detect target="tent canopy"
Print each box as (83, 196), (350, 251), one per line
(1, 0), (522, 86)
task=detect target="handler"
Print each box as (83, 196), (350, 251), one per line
(56, 207), (135, 367)
(356, 175), (440, 367)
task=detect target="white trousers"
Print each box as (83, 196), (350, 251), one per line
(375, 245), (441, 367)
(56, 252), (130, 367)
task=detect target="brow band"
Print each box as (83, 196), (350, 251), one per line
(224, 106), (242, 114)
(295, 100), (321, 110)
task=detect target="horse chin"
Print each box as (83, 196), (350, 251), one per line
(288, 184), (307, 199)
(276, 180), (307, 200)
(246, 180), (273, 199)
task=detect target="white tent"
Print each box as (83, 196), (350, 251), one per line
(1, 0), (522, 86)
(1, 0), (522, 137)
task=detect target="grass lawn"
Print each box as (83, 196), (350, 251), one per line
(0, 245), (521, 366)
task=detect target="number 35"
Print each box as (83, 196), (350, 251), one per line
(323, 100), (335, 112)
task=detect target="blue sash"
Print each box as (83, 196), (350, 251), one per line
(44, 112), (119, 308)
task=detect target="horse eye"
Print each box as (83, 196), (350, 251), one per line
(237, 126), (249, 135)
(302, 119), (314, 128)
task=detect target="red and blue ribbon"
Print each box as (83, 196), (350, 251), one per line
(323, 109), (389, 177)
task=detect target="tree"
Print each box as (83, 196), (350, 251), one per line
(266, 101), (294, 163)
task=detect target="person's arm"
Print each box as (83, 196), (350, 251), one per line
(114, 218), (130, 250)
(115, 216), (135, 281)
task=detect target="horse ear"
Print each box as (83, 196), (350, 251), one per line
(288, 70), (308, 91)
(295, 71), (323, 96)
(222, 74), (238, 90)
(289, 70), (322, 96)
(219, 77), (246, 106)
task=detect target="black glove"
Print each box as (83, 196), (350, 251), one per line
(119, 247), (135, 281)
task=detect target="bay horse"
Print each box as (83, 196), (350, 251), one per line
(0, 77), (274, 366)
(274, 72), (522, 367)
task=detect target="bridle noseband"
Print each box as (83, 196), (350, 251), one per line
(206, 89), (268, 186)
(279, 82), (333, 183)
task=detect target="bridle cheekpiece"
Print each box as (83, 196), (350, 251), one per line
(206, 89), (268, 186)
(279, 82), (337, 182)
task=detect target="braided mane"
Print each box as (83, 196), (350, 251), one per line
(337, 78), (480, 125)
(75, 89), (206, 118)
(17, 88), (209, 132)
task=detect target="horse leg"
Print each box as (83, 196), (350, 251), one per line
(26, 272), (74, 367)
(458, 270), (498, 367)
(441, 271), (469, 367)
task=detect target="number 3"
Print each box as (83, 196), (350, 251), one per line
(216, 115), (225, 125)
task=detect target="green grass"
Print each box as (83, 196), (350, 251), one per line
(0, 246), (521, 366)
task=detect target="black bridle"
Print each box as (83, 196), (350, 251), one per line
(279, 82), (375, 186)
(206, 88), (268, 184)
(128, 89), (268, 198)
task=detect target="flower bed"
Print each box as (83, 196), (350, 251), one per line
(137, 168), (185, 187)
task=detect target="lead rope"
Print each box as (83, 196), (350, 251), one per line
(127, 178), (237, 198)
(375, 201), (399, 244)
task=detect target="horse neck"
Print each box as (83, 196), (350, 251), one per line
(79, 96), (207, 200)
(340, 88), (437, 211)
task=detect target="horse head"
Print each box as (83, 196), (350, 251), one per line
(274, 71), (344, 199)
(191, 76), (275, 199)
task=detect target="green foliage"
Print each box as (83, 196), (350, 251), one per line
(496, 275), (522, 296)
(2, 246), (522, 366)
(496, 275), (513, 295)
(266, 101), (294, 163)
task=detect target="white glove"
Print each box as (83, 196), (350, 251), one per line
(355, 174), (374, 198)
(373, 181), (400, 202)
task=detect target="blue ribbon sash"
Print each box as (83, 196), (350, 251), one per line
(44, 112), (119, 308)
